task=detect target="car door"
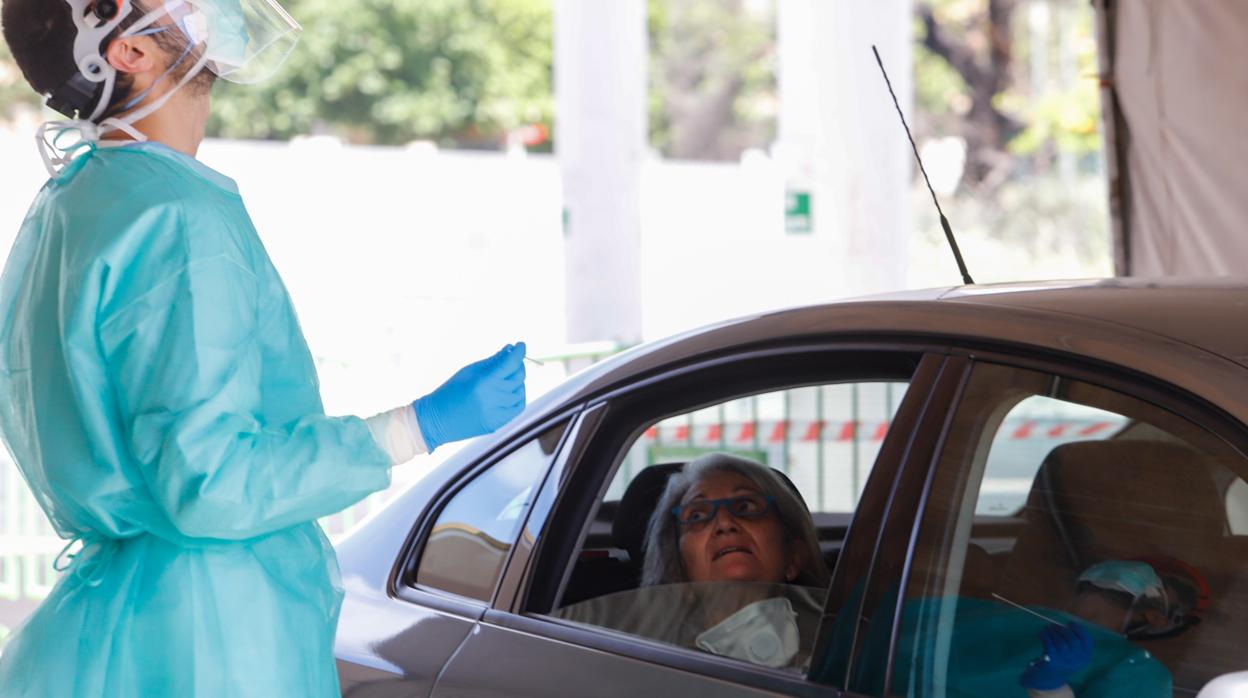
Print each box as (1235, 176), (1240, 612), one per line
(428, 345), (964, 697)
(337, 416), (575, 698)
(856, 347), (1248, 698)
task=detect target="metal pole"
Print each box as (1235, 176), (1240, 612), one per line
(816, 385), (825, 511)
(752, 395), (761, 455)
(781, 391), (791, 473)
(851, 383), (861, 501)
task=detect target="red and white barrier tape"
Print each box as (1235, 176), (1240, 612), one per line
(641, 419), (1120, 446)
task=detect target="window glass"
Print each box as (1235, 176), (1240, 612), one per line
(1226, 479), (1248, 535)
(416, 421), (567, 601)
(977, 396), (1127, 515)
(606, 382), (910, 513)
(553, 379), (910, 674)
(876, 363), (1248, 698)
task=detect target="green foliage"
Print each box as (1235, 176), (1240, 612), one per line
(208, 0), (553, 146)
(1003, 17), (1102, 159)
(914, 0), (1103, 164)
(912, 37), (969, 133)
(0, 37), (41, 119)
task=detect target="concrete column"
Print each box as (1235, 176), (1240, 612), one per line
(777, 0), (913, 297)
(554, 0), (647, 345)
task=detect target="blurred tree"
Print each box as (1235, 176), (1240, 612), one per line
(915, 0), (1023, 190)
(0, 38), (40, 118)
(914, 0), (1103, 191)
(0, 0), (553, 148)
(208, 0), (553, 146)
(648, 0), (776, 161)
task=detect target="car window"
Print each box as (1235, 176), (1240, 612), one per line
(607, 382), (909, 513)
(415, 421), (568, 602)
(552, 379), (910, 674)
(864, 362), (1248, 697)
(976, 396), (1127, 515)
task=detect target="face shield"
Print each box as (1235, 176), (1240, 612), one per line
(128, 0), (301, 85)
(165, 0), (301, 84)
(37, 0), (299, 175)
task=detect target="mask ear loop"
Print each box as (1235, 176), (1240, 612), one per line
(83, 0), (190, 121)
(96, 47), (210, 142)
(113, 36), (196, 114)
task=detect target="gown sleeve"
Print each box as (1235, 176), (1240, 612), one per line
(96, 207), (392, 541)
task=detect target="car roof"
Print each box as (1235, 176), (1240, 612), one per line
(936, 277), (1248, 368)
(515, 278), (1248, 429)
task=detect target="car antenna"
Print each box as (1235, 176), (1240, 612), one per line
(871, 45), (974, 286)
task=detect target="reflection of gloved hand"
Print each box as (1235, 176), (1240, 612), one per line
(1019, 622), (1094, 691)
(413, 343), (527, 452)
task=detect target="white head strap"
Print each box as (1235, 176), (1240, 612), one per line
(37, 0), (205, 177)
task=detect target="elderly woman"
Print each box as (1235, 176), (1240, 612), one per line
(643, 452), (830, 589)
(557, 453), (830, 670)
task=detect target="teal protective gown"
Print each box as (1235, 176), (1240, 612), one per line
(857, 596), (1172, 698)
(0, 142), (393, 696)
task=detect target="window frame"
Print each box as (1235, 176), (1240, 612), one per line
(394, 411), (578, 614)
(495, 339), (954, 695)
(871, 343), (1248, 697)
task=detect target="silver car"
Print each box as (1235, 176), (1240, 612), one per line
(335, 279), (1248, 697)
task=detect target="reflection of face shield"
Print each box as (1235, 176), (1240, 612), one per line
(1077, 560), (1177, 638)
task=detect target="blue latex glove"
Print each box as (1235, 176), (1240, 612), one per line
(1019, 621), (1094, 691)
(413, 343), (527, 452)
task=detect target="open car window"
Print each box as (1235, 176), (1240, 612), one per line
(546, 378), (911, 675)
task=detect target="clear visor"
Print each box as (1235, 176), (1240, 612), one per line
(168, 0), (301, 84)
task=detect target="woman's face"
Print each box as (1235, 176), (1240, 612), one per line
(676, 470), (801, 584)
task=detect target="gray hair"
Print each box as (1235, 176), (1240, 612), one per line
(640, 453), (830, 588)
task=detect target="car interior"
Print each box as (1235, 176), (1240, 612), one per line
(554, 394), (1248, 696)
(956, 434), (1248, 695)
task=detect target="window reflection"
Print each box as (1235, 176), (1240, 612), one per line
(416, 421), (567, 601)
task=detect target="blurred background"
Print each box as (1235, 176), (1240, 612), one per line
(0, 0), (1109, 646)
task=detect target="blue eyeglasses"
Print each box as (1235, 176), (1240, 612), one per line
(671, 493), (775, 528)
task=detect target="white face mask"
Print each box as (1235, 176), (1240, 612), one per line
(695, 597), (800, 668)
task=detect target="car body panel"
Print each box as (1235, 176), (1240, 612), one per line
(431, 619), (829, 698)
(335, 456), (487, 696)
(939, 278), (1248, 369)
(334, 280), (1248, 696)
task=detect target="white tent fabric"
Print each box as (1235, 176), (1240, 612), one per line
(1100, 0), (1248, 276)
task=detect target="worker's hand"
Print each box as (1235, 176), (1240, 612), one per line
(413, 343), (527, 452)
(1019, 621), (1094, 692)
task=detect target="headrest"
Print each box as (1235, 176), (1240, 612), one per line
(610, 461), (809, 565)
(1036, 439), (1225, 564)
(997, 438), (1225, 608)
(612, 463), (684, 564)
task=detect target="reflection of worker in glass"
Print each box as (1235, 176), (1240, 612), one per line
(1015, 558), (1204, 698)
(559, 454), (828, 670)
(0, 1), (525, 695)
(888, 557), (1202, 698)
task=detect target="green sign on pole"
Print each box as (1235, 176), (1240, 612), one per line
(785, 190), (812, 234)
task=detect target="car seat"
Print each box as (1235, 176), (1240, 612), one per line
(993, 439), (1236, 692)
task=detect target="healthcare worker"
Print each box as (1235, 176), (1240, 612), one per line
(0, 0), (526, 695)
(852, 559), (1188, 698)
